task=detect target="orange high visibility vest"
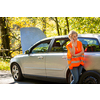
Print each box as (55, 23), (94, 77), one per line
(66, 41), (84, 70)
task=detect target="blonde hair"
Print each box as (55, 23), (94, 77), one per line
(68, 30), (78, 38)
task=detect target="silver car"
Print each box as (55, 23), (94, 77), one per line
(10, 28), (100, 84)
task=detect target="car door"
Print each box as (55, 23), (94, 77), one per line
(78, 37), (100, 71)
(23, 40), (51, 76)
(46, 38), (69, 78)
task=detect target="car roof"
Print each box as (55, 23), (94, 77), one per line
(41, 34), (100, 42)
(78, 34), (100, 43)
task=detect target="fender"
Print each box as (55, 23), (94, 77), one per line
(10, 57), (23, 73)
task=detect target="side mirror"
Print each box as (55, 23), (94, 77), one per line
(25, 50), (30, 54)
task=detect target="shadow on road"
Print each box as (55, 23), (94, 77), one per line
(10, 78), (57, 84)
(0, 70), (59, 84)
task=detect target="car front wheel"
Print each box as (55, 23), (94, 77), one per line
(11, 63), (23, 81)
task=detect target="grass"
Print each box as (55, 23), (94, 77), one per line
(0, 58), (10, 71)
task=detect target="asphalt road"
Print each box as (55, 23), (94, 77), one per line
(0, 70), (55, 84)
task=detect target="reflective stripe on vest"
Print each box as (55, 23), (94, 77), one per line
(67, 58), (71, 61)
(68, 60), (84, 66)
(71, 60), (80, 63)
(71, 59), (84, 64)
(72, 55), (84, 58)
(67, 55), (84, 63)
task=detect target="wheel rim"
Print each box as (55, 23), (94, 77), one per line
(83, 76), (98, 84)
(12, 65), (19, 80)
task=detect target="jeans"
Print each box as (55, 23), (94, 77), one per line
(70, 65), (83, 84)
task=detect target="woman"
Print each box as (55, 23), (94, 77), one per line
(66, 30), (84, 84)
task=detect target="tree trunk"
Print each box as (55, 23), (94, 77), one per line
(64, 29), (67, 35)
(55, 17), (60, 36)
(0, 17), (10, 57)
(65, 17), (69, 34)
(42, 17), (46, 34)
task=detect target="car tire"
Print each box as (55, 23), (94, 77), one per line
(79, 71), (100, 84)
(11, 63), (23, 81)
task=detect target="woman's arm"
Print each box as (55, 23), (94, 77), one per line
(68, 44), (75, 56)
(74, 45), (84, 57)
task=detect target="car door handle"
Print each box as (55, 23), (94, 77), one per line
(38, 56), (43, 59)
(62, 56), (67, 59)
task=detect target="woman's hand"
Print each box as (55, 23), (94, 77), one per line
(70, 38), (74, 44)
(72, 54), (76, 56)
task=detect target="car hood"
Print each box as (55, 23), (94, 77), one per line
(20, 27), (46, 53)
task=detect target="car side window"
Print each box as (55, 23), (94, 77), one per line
(51, 39), (69, 52)
(31, 42), (50, 53)
(78, 38), (100, 52)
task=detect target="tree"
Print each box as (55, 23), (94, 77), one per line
(42, 17), (46, 34)
(68, 17), (100, 34)
(65, 17), (69, 34)
(0, 17), (10, 57)
(55, 17), (60, 36)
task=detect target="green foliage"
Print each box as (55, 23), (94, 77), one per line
(0, 58), (10, 70)
(68, 17), (100, 34)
